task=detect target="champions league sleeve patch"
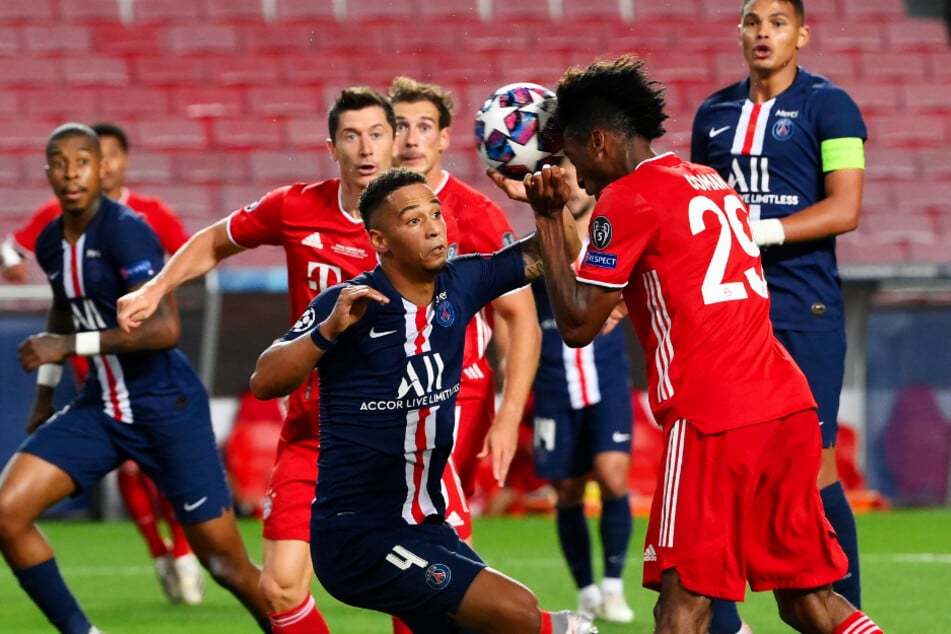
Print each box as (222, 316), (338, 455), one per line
(120, 259), (155, 280)
(590, 216), (613, 250)
(290, 306), (317, 332)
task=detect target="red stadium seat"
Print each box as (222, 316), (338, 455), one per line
(918, 148), (951, 181)
(796, 51), (860, 83)
(135, 119), (208, 150)
(0, 90), (16, 121)
(490, 51), (569, 87)
(285, 116), (330, 149)
(22, 25), (92, 54)
(350, 53), (426, 86)
(125, 152), (174, 184)
(283, 54), (357, 87)
(247, 87), (321, 118)
(205, 0), (268, 22)
(94, 87), (171, 119)
(59, 0), (123, 23)
(0, 154), (21, 185)
(172, 150), (249, 185)
(0, 121), (58, 151)
(671, 22), (738, 53)
(135, 56), (207, 86)
(836, 233), (907, 264)
(0, 185), (57, 219)
(839, 0), (907, 21)
(902, 83), (951, 114)
(894, 181), (951, 214)
(214, 118), (284, 149)
(344, 0), (414, 22)
(238, 23), (328, 54)
(206, 56), (281, 86)
(169, 86), (245, 119)
(886, 19), (950, 52)
(91, 24), (163, 55)
(862, 147), (919, 182)
(814, 21), (884, 53)
(0, 57), (61, 87)
(702, 0), (745, 20)
(62, 56), (130, 87)
(275, 0), (339, 22)
(561, 0), (630, 23)
(220, 185), (282, 218)
(843, 82), (901, 115)
(249, 150), (321, 183)
(147, 183), (216, 220)
(861, 51), (929, 82)
(862, 212), (935, 245)
(131, 0), (204, 23)
(634, 0), (701, 21)
(23, 89), (96, 121)
(871, 113), (947, 148)
(164, 25), (239, 54)
(417, 0), (484, 20)
(0, 0), (56, 24)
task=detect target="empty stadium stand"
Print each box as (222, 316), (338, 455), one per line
(0, 0), (948, 274)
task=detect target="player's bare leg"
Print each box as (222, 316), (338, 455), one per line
(773, 586), (882, 633)
(653, 569), (712, 634)
(0, 453), (99, 633)
(452, 567), (596, 633)
(260, 538), (313, 611)
(183, 509), (270, 630)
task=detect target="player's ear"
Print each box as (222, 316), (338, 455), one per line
(439, 125), (451, 152)
(796, 23), (810, 49)
(325, 138), (338, 162)
(368, 228), (388, 254)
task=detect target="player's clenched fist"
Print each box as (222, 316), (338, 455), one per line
(18, 332), (69, 370)
(524, 164), (570, 219)
(321, 284), (390, 340)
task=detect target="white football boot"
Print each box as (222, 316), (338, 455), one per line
(577, 584), (602, 620)
(173, 554), (206, 605)
(153, 554), (181, 603)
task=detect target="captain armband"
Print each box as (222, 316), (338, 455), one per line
(37, 363), (64, 388)
(821, 137), (865, 172)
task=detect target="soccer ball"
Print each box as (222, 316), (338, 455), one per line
(474, 82), (563, 179)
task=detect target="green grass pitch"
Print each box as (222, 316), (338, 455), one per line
(1, 509), (948, 632)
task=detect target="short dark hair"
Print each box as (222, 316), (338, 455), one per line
(90, 122), (129, 152)
(555, 54), (668, 145)
(358, 167), (428, 229)
(388, 76), (454, 129)
(327, 86), (396, 142)
(46, 123), (100, 158)
(741, 0), (805, 23)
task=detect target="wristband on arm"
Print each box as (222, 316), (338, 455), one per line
(75, 331), (101, 356)
(1, 235), (23, 267)
(749, 218), (786, 247)
(37, 363), (63, 388)
(309, 322), (337, 352)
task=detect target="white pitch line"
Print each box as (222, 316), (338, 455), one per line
(864, 553), (951, 564)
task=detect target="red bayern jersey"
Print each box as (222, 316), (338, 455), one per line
(227, 179), (379, 447)
(434, 172), (517, 371)
(576, 153), (815, 434)
(14, 188), (189, 256)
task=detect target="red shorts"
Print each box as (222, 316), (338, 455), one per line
(263, 428), (473, 543)
(643, 410), (848, 601)
(452, 372), (496, 497)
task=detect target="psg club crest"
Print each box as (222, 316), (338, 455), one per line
(590, 216), (613, 250)
(772, 118), (795, 141)
(435, 300), (455, 327)
(425, 563), (451, 590)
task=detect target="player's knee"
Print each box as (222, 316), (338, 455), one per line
(0, 489), (31, 539)
(259, 569), (308, 612)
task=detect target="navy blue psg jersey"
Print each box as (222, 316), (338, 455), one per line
(282, 245), (526, 529)
(692, 68), (867, 330)
(531, 278), (630, 410)
(34, 197), (203, 422)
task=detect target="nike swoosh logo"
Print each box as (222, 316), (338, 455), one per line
(369, 327), (397, 339)
(612, 432), (631, 443)
(183, 496), (208, 512)
(49, 271), (61, 280)
(709, 125), (731, 138)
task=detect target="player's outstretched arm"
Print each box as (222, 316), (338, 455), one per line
(250, 284), (389, 400)
(117, 219), (245, 331)
(525, 168), (620, 347)
(19, 286), (181, 373)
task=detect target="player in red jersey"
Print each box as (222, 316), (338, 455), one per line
(514, 55), (883, 634)
(0, 122), (202, 606)
(117, 88), (476, 634)
(389, 76), (540, 503)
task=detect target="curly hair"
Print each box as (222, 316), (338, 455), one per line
(388, 76), (454, 129)
(555, 54), (668, 144)
(358, 167), (428, 228)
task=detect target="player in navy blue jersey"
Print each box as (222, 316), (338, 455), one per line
(692, 2), (867, 631)
(250, 167), (596, 634)
(0, 123), (270, 634)
(530, 159), (635, 625)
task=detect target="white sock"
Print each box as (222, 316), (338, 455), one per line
(602, 576), (624, 595)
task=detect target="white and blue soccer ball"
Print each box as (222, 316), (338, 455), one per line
(474, 82), (563, 180)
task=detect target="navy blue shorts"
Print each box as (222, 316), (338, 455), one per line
(311, 520), (485, 633)
(774, 328), (845, 448)
(532, 381), (633, 480)
(20, 387), (231, 525)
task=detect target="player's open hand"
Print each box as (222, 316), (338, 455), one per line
(18, 332), (69, 370)
(117, 285), (161, 332)
(477, 410), (520, 487)
(524, 165), (570, 219)
(486, 168), (529, 203)
(323, 284), (389, 339)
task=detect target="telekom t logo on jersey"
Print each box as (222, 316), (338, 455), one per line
(307, 262), (343, 293)
(397, 353), (445, 399)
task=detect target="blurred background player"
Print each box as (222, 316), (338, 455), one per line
(530, 159), (635, 624)
(0, 121), (202, 606)
(0, 123), (269, 634)
(249, 166), (594, 634)
(691, 2), (867, 630)
(389, 75), (541, 506)
(117, 87), (472, 634)
(520, 53), (882, 634)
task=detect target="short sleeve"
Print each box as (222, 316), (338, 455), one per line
(814, 85), (867, 143)
(13, 201), (61, 255)
(690, 102), (712, 165)
(113, 215), (166, 289)
(227, 186), (292, 249)
(576, 183), (656, 288)
(281, 285), (343, 343)
(453, 241), (527, 314)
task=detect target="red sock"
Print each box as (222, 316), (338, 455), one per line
(392, 616), (413, 634)
(834, 611), (883, 634)
(540, 611), (552, 634)
(155, 488), (193, 559)
(117, 462), (167, 558)
(270, 595), (330, 634)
